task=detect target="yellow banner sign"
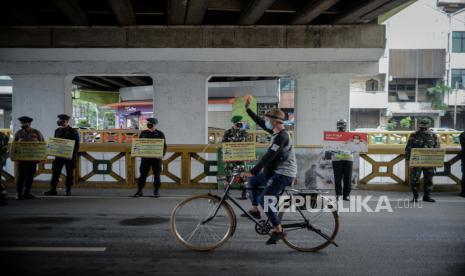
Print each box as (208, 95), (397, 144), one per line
(131, 138), (165, 158)
(10, 141), (47, 161)
(222, 142), (256, 162)
(409, 148), (445, 167)
(47, 137), (76, 159)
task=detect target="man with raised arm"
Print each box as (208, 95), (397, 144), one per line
(242, 96), (297, 245)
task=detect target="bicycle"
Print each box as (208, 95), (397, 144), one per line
(171, 166), (339, 252)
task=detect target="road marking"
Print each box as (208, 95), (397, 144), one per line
(0, 247), (106, 252)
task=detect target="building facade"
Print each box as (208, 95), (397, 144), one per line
(350, 0), (465, 131)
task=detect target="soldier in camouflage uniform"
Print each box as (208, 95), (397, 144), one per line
(222, 115), (250, 199)
(0, 131), (9, 205)
(405, 118), (440, 202)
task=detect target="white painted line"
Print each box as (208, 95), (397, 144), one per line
(31, 195), (201, 199)
(0, 247), (106, 252)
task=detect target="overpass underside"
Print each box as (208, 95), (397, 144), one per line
(0, 25), (386, 144)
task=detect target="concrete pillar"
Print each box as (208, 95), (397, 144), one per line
(11, 74), (68, 139)
(153, 73), (208, 144)
(295, 73), (352, 145)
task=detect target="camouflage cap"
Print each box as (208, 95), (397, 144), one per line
(419, 118), (431, 127)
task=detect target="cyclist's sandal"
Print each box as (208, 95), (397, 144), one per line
(240, 210), (261, 219)
(266, 231), (286, 245)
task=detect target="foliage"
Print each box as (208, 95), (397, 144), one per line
(77, 119), (90, 128)
(427, 84), (452, 110)
(400, 116), (412, 129)
(386, 121), (397, 131)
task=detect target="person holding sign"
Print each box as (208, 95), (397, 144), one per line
(133, 118), (167, 198)
(0, 131), (9, 205)
(222, 115), (250, 199)
(243, 95), (297, 245)
(44, 114), (80, 196)
(405, 119), (440, 203)
(14, 116), (44, 200)
(330, 119), (354, 201)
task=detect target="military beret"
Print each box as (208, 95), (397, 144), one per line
(18, 116), (33, 123)
(57, 114), (71, 120)
(231, 115), (243, 123)
(147, 118), (158, 125)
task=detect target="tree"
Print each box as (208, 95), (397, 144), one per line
(427, 84), (452, 110)
(387, 121), (397, 130)
(400, 116), (412, 129)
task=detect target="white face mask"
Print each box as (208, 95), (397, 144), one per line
(265, 119), (273, 130)
(353, 139), (360, 144)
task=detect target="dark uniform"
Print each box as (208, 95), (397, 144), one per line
(46, 114), (80, 196)
(405, 120), (440, 202)
(460, 131), (465, 197)
(14, 116), (44, 200)
(0, 132), (9, 205)
(222, 116), (250, 199)
(332, 118), (353, 201)
(135, 118), (167, 198)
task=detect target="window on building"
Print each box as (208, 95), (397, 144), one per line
(280, 79), (295, 92)
(388, 78), (416, 102)
(417, 79), (439, 102)
(451, 69), (465, 88)
(366, 79), (379, 91)
(453, 32), (465, 53)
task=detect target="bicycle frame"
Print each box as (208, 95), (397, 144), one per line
(201, 173), (338, 247)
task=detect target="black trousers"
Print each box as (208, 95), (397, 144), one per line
(332, 160), (353, 197)
(461, 159), (465, 193)
(0, 166), (6, 204)
(16, 161), (37, 195)
(138, 158), (162, 189)
(50, 157), (75, 190)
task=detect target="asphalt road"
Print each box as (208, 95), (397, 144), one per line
(0, 188), (464, 276)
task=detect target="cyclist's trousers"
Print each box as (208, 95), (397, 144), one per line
(248, 172), (294, 226)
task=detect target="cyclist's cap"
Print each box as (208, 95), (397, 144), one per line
(265, 108), (285, 123)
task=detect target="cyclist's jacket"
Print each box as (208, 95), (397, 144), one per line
(246, 108), (297, 178)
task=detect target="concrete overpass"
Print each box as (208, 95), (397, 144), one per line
(0, 0), (412, 143)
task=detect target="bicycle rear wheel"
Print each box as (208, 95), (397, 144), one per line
(280, 194), (339, 252)
(171, 194), (236, 251)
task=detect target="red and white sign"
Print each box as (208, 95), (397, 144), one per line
(323, 131), (368, 153)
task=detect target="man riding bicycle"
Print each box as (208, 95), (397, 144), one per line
(242, 96), (297, 245)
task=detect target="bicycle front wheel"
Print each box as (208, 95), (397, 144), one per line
(171, 194), (236, 251)
(280, 194), (339, 252)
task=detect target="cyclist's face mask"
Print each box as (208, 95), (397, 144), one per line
(20, 123), (30, 130)
(57, 120), (65, 126)
(265, 118), (273, 130)
(147, 123), (154, 129)
(419, 126), (428, 132)
(235, 122), (243, 129)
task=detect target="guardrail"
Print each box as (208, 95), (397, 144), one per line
(366, 131), (462, 146)
(1, 143), (462, 190)
(358, 145), (462, 189)
(75, 129), (462, 146)
(208, 130), (295, 144)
